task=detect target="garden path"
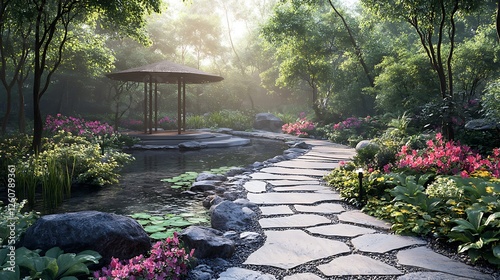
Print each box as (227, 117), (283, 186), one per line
(216, 135), (494, 280)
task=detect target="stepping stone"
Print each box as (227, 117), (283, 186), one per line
(297, 155), (339, 162)
(268, 180), (320, 186)
(244, 230), (350, 269)
(397, 272), (473, 280)
(338, 210), (391, 230)
(307, 223), (376, 237)
(274, 160), (339, 170)
(259, 214), (331, 228)
(217, 267), (276, 280)
(251, 173), (314, 181)
(351, 233), (426, 253)
(260, 167), (328, 177)
(294, 203), (345, 214)
(284, 273), (325, 280)
(260, 205), (294, 216)
(317, 254), (402, 276)
(243, 180), (267, 193)
(248, 192), (341, 205)
(273, 185), (330, 192)
(397, 247), (490, 280)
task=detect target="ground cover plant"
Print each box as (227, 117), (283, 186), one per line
(324, 133), (500, 267)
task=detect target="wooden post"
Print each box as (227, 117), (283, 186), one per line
(143, 81), (147, 134)
(177, 77), (182, 135)
(183, 80), (186, 131)
(154, 81), (158, 131)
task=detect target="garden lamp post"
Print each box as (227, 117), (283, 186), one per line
(356, 168), (364, 206)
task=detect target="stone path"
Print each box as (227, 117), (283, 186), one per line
(217, 138), (495, 280)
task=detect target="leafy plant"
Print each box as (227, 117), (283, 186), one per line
(282, 113), (316, 137)
(93, 233), (194, 280)
(0, 200), (39, 246)
(448, 210), (500, 265)
(0, 246), (101, 280)
(130, 212), (209, 240)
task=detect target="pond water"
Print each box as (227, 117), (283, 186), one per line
(52, 138), (287, 216)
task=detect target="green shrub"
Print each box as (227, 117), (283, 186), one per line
(0, 200), (39, 247)
(0, 246), (101, 280)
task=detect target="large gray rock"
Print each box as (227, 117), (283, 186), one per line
(253, 113), (284, 133)
(355, 140), (379, 151)
(20, 211), (150, 264)
(210, 200), (255, 231)
(190, 180), (222, 192)
(196, 172), (227, 182)
(464, 119), (499, 130)
(180, 226), (235, 259)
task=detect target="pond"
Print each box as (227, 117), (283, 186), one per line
(52, 138), (287, 215)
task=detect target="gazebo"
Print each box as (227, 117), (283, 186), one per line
(106, 60), (224, 134)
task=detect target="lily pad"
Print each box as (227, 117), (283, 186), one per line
(130, 213), (152, 219)
(149, 231), (173, 240)
(149, 216), (164, 221)
(143, 225), (166, 233)
(170, 185), (183, 189)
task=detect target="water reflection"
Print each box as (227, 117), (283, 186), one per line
(54, 138), (286, 215)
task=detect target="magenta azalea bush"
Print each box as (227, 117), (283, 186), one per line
(93, 233), (194, 280)
(45, 114), (114, 138)
(282, 114), (316, 136)
(158, 116), (177, 130)
(121, 119), (144, 131)
(388, 133), (500, 178)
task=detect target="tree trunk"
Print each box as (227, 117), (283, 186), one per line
(17, 79), (25, 133)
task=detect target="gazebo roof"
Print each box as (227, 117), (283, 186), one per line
(106, 60), (224, 84)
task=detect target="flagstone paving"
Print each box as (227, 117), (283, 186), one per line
(216, 136), (494, 280)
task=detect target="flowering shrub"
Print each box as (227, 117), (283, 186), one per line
(327, 116), (385, 146)
(45, 114), (114, 138)
(282, 113), (316, 137)
(391, 133), (500, 178)
(93, 233), (194, 280)
(121, 119), (144, 131)
(158, 116), (177, 130)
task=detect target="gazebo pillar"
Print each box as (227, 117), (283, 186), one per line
(177, 77), (182, 135)
(183, 81), (186, 131)
(149, 75), (153, 134)
(143, 80), (147, 134)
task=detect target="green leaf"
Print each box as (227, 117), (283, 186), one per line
(144, 225), (166, 233)
(149, 216), (164, 221)
(170, 185), (184, 189)
(492, 245), (500, 258)
(484, 212), (500, 226)
(130, 213), (152, 219)
(149, 232), (173, 240)
(45, 247), (64, 259)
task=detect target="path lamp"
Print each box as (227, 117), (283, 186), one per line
(356, 168), (364, 206)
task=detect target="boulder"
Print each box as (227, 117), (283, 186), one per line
(202, 195), (224, 209)
(20, 211), (150, 265)
(465, 119), (499, 130)
(210, 201), (254, 231)
(355, 140), (379, 151)
(190, 180), (222, 192)
(253, 113), (284, 133)
(180, 226), (235, 259)
(196, 172), (227, 182)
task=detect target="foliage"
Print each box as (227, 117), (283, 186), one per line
(130, 212), (208, 240)
(0, 131), (134, 209)
(158, 116), (177, 130)
(0, 246), (101, 280)
(326, 116), (385, 146)
(390, 133), (500, 178)
(45, 114), (138, 149)
(184, 110), (253, 131)
(0, 200), (39, 247)
(93, 233), (194, 280)
(483, 79), (500, 123)
(282, 113), (316, 137)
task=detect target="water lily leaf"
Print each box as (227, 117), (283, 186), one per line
(130, 213), (152, 219)
(149, 216), (164, 221)
(187, 217), (209, 224)
(169, 220), (193, 227)
(179, 213), (195, 218)
(150, 220), (167, 225)
(137, 220), (150, 226)
(149, 232), (173, 240)
(143, 225), (166, 233)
